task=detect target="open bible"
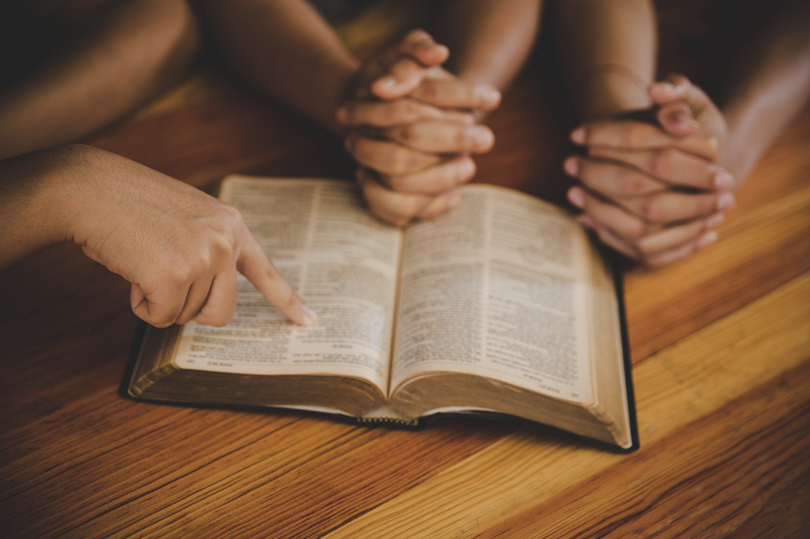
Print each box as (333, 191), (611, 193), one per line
(128, 176), (637, 450)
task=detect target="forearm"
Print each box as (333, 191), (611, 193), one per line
(556, 0), (656, 120)
(719, 0), (810, 185)
(202, 0), (359, 134)
(0, 0), (200, 160)
(0, 146), (94, 268)
(435, 0), (541, 90)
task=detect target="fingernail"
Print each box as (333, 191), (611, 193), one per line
(651, 82), (674, 96)
(568, 187), (585, 208)
(473, 127), (494, 149)
(717, 192), (736, 212)
(713, 170), (734, 191)
(377, 76), (397, 90)
(705, 212), (725, 229)
(475, 85), (501, 107)
(696, 231), (718, 250)
(301, 303), (319, 326)
(457, 159), (476, 181)
(563, 156), (580, 176)
(661, 82), (676, 92)
(570, 127), (586, 144)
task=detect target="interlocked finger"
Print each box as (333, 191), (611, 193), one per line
(337, 99), (475, 128)
(573, 119), (718, 161)
(586, 146), (733, 190)
(411, 78), (501, 110)
(379, 155), (475, 193)
(568, 186), (655, 240)
(566, 156), (667, 198)
(382, 120), (494, 154)
(346, 135), (441, 175)
(357, 168), (460, 226)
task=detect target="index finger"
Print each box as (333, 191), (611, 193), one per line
(372, 56), (434, 99)
(572, 120), (718, 161)
(412, 78), (501, 111)
(237, 234), (317, 326)
(377, 29), (449, 69)
(337, 98), (475, 127)
(370, 31), (449, 100)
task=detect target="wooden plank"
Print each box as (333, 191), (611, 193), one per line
(478, 361), (810, 538)
(320, 271), (810, 538)
(2, 187), (807, 539)
(0, 397), (514, 538)
(84, 89), (353, 189)
(625, 179), (810, 362)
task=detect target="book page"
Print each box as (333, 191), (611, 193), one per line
(173, 177), (401, 391)
(391, 185), (593, 403)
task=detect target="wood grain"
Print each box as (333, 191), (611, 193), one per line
(320, 273), (810, 538)
(2, 4), (809, 537)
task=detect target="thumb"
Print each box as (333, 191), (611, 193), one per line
(656, 101), (700, 137)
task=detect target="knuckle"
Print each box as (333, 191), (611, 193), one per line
(623, 124), (645, 148)
(221, 202), (244, 226)
(441, 164), (460, 186)
(151, 317), (174, 329)
(387, 147), (409, 173)
(639, 197), (661, 222)
(390, 100), (413, 123)
(167, 263), (193, 287)
(456, 126), (476, 150)
(419, 80), (443, 102)
(386, 174), (407, 191)
(650, 149), (675, 179)
(395, 123), (417, 144)
(626, 219), (648, 240)
(635, 239), (656, 256)
(616, 172), (646, 196)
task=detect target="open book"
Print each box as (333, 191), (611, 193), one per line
(128, 176), (637, 450)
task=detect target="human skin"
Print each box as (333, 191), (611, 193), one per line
(0, 145), (317, 328)
(555, 0), (729, 267)
(202, 0), (542, 225)
(0, 0), (201, 160)
(558, 0), (810, 267)
(0, 0), (317, 327)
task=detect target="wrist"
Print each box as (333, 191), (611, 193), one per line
(718, 105), (768, 189)
(0, 145), (91, 268)
(574, 64), (652, 121)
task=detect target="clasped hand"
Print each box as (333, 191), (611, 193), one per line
(565, 75), (736, 267)
(337, 30), (501, 226)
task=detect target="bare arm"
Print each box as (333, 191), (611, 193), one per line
(0, 0), (200, 160)
(716, 0), (810, 186)
(435, 0), (542, 90)
(0, 145), (316, 327)
(201, 0), (359, 134)
(555, 0), (656, 120)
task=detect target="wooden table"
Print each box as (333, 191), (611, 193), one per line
(2, 13), (809, 538)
